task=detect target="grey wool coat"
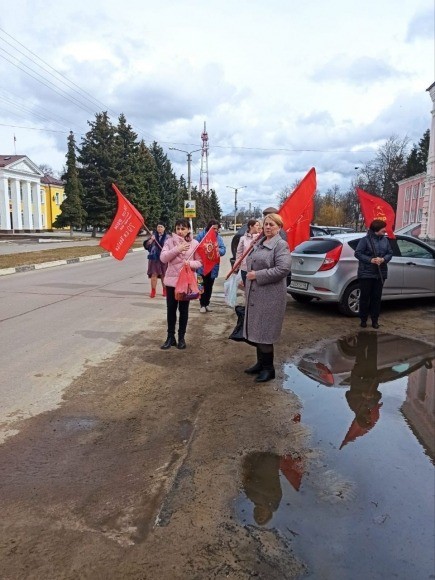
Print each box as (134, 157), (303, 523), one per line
(243, 234), (292, 344)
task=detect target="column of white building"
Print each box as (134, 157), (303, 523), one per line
(0, 175), (10, 230)
(421, 82), (435, 241)
(0, 176), (45, 232)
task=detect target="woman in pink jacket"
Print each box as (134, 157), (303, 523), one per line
(160, 218), (202, 350)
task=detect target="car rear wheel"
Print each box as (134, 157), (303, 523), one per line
(290, 293), (314, 304)
(338, 283), (360, 317)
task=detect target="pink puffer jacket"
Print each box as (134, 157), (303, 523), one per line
(160, 234), (202, 287)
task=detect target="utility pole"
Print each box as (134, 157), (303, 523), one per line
(199, 121), (209, 193)
(354, 166), (360, 231)
(169, 147), (201, 231)
(226, 185), (247, 232)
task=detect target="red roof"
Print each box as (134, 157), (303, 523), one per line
(41, 175), (64, 186)
(0, 155), (25, 167)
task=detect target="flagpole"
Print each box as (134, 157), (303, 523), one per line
(225, 235), (263, 280)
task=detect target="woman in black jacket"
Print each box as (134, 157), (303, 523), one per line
(354, 219), (393, 329)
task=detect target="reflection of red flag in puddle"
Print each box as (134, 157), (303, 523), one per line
(279, 455), (304, 491)
(196, 227), (220, 275)
(356, 188), (396, 239)
(339, 403), (382, 449)
(99, 184), (144, 260)
(278, 168), (317, 250)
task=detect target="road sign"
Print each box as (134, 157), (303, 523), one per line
(184, 200), (196, 218)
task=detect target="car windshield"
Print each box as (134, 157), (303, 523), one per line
(294, 239), (342, 254)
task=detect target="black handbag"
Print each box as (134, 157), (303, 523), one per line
(228, 305), (246, 341)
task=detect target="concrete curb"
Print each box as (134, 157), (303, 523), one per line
(0, 247), (143, 277)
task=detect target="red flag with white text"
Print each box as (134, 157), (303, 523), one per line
(278, 168), (317, 250)
(196, 227), (220, 276)
(356, 188), (396, 239)
(99, 184), (144, 260)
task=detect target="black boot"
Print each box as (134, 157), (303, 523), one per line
(161, 334), (177, 350)
(177, 335), (186, 350)
(255, 351), (275, 383)
(244, 347), (263, 374)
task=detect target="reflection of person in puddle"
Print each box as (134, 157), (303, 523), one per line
(242, 452), (282, 525)
(340, 332), (383, 448)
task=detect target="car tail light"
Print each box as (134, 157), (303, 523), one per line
(315, 362), (334, 386)
(318, 244), (343, 271)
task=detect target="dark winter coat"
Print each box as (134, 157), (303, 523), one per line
(243, 234), (291, 344)
(354, 232), (393, 280)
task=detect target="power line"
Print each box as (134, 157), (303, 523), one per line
(0, 28), (158, 144)
(0, 122), (73, 134)
(0, 49), (98, 115)
(0, 27), (117, 116)
(0, 91), (86, 134)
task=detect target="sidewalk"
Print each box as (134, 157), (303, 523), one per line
(0, 233), (144, 276)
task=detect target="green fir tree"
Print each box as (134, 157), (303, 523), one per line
(53, 131), (86, 234)
(78, 112), (118, 236)
(137, 140), (161, 228)
(149, 142), (179, 229)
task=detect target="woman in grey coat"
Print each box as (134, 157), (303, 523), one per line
(243, 213), (292, 383)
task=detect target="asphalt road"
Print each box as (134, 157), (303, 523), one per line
(0, 251), (166, 442)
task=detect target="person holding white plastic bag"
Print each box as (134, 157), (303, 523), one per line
(235, 218), (262, 285)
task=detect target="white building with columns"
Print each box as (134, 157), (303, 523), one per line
(421, 81), (435, 241)
(0, 155), (45, 232)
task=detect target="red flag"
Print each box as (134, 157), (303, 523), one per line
(339, 403), (382, 449)
(279, 455), (304, 491)
(99, 184), (144, 260)
(278, 168), (317, 251)
(196, 227), (220, 276)
(356, 188), (396, 239)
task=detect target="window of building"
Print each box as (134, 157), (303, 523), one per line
(419, 182), (425, 197)
(410, 211), (415, 222)
(40, 189), (45, 204)
(403, 211), (409, 224)
(55, 192), (60, 205)
(417, 208), (423, 222)
(412, 185), (418, 198)
(41, 213), (45, 227)
(405, 187), (411, 200)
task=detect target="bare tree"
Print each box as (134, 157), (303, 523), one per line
(358, 135), (409, 211)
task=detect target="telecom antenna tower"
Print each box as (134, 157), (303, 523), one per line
(199, 121), (209, 193)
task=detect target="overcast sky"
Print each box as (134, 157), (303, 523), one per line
(0, 0), (433, 214)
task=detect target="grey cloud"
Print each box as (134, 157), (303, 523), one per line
(406, 8), (434, 41)
(313, 55), (408, 85)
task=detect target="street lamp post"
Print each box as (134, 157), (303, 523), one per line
(226, 185), (247, 232)
(169, 147), (201, 230)
(354, 166), (360, 231)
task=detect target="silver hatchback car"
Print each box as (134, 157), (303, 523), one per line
(288, 233), (435, 316)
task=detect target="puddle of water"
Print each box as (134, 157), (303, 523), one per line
(236, 332), (435, 580)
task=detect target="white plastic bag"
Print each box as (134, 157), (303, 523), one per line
(224, 271), (241, 308)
